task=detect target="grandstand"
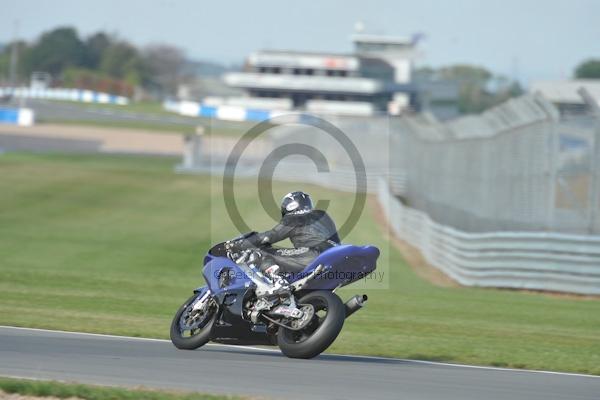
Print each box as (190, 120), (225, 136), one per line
(218, 33), (458, 118)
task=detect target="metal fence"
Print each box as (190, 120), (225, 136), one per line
(179, 94), (600, 235)
(178, 93), (600, 294)
(391, 94), (600, 235)
(377, 178), (600, 295)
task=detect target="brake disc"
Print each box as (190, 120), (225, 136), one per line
(289, 304), (315, 330)
(180, 300), (214, 330)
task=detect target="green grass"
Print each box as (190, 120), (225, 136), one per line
(52, 100), (175, 116)
(0, 377), (243, 400)
(38, 117), (256, 138)
(0, 153), (599, 375)
(39, 100), (259, 137)
(38, 118), (194, 135)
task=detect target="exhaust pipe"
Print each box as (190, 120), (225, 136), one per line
(344, 294), (368, 318)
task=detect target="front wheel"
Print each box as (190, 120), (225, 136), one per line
(277, 290), (345, 359)
(170, 292), (218, 350)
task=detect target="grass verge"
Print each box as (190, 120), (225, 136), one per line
(46, 100), (174, 116)
(37, 118), (258, 138)
(37, 118), (193, 135)
(0, 377), (243, 400)
(0, 153), (599, 374)
(38, 100), (260, 137)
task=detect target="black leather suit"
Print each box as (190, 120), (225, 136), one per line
(247, 210), (340, 273)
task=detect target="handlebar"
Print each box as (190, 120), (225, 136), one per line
(208, 232), (261, 260)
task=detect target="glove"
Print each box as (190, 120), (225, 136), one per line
(225, 239), (241, 253)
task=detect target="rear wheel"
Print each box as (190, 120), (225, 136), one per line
(277, 290), (345, 359)
(170, 293), (218, 350)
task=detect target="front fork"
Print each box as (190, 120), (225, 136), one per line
(190, 289), (212, 312)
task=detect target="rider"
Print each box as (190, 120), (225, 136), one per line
(241, 191), (340, 281)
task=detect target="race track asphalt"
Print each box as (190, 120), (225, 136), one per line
(0, 326), (598, 400)
(25, 99), (200, 126)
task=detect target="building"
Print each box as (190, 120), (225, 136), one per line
(530, 80), (600, 115)
(219, 33), (458, 118)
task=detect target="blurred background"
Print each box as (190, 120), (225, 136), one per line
(0, 0), (599, 376)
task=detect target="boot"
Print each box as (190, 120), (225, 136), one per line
(263, 265), (291, 295)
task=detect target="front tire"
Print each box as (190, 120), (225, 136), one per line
(170, 293), (217, 350)
(277, 290), (345, 359)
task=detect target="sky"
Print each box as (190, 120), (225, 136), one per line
(2, 0), (600, 83)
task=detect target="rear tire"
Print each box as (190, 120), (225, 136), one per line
(277, 290), (345, 359)
(170, 293), (217, 350)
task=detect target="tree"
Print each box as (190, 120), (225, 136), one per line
(26, 27), (85, 76)
(437, 65), (493, 113)
(415, 64), (523, 114)
(437, 65), (492, 85)
(99, 41), (143, 86)
(84, 32), (111, 69)
(574, 59), (600, 79)
(0, 40), (30, 83)
(142, 44), (186, 95)
(0, 26), (192, 97)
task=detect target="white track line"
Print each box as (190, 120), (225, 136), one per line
(0, 375), (68, 383)
(1, 325), (597, 379)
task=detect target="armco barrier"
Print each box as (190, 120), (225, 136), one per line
(0, 87), (129, 105)
(0, 107), (34, 126)
(377, 179), (600, 295)
(163, 100), (281, 122)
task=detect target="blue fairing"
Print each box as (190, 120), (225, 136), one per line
(202, 256), (252, 294)
(201, 244), (379, 295)
(290, 245), (379, 290)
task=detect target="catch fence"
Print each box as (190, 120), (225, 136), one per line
(178, 93), (600, 294)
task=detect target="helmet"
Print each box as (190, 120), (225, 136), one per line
(280, 191), (313, 216)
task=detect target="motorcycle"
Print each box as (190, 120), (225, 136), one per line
(170, 232), (379, 359)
